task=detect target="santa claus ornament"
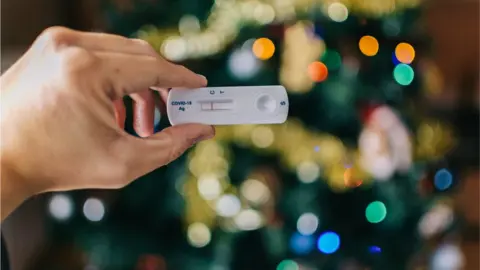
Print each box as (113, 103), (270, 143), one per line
(358, 105), (412, 181)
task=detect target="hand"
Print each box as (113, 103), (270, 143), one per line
(0, 27), (215, 219)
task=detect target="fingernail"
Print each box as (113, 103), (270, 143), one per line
(192, 126), (215, 144)
(198, 74), (208, 85)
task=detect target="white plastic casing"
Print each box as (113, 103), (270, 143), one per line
(167, 85), (289, 126)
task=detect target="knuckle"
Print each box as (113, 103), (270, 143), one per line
(59, 47), (98, 76)
(132, 38), (158, 56)
(38, 26), (73, 48)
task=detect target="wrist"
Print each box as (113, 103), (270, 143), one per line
(1, 158), (34, 220)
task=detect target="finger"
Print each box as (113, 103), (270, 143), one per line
(70, 30), (158, 56)
(96, 52), (207, 99)
(124, 124), (215, 180)
(131, 90), (155, 137)
(113, 99), (126, 130)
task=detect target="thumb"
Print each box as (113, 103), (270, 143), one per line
(125, 124), (215, 180)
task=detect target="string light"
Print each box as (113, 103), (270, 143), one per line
(215, 194), (241, 217)
(277, 260), (299, 270)
(48, 194), (74, 221)
(240, 179), (271, 205)
(395, 42), (415, 64)
(187, 222), (211, 248)
(197, 174), (223, 200)
(228, 47), (262, 80)
(327, 2), (349, 22)
(234, 209), (264, 231)
(434, 168), (453, 191)
(252, 38), (275, 60)
(359, 35), (379, 56)
(365, 201), (387, 223)
(308, 61), (329, 82)
(297, 213), (319, 235)
(317, 231), (341, 254)
(83, 198), (105, 222)
(290, 232), (315, 255)
(296, 161), (320, 183)
(393, 63), (414, 85)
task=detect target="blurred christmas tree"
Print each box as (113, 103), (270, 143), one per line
(38, 1), (468, 270)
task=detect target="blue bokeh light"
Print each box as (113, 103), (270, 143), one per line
(369, 246), (381, 253)
(392, 52), (401, 66)
(434, 168), (453, 191)
(317, 231), (340, 254)
(290, 232), (315, 255)
(314, 146), (320, 152)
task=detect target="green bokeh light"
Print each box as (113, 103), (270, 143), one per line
(393, 64), (414, 85)
(365, 201), (387, 223)
(321, 50), (342, 70)
(277, 260), (299, 270)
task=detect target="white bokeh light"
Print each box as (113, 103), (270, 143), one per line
(197, 174), (222, 200)
(328, 3), (349, 22)
(296, 161), (320, 183)
(240, 179), (271, 205)
(234, 209), (264, 231)
(215, 194), (241, 217)
(227, 48), (261, 80)
(418, 204), (454, 238)
(48, 194), (74, 221)
(187, 222), (211, 248)
(431, 244), (464, 270)
(297, 213), (319, 235)
(83, 198), (105, 222)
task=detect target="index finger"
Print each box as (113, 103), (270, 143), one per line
(97, 51), (207, 99)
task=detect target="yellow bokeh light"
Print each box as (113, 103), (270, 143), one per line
(395, 42), (415, 64)
(359, 35), (379, 56)
(252, 37), (275, 60)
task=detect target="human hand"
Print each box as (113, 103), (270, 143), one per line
(0, 27), (215, 219)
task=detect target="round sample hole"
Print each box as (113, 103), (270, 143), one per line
(256, 94), (277, 113)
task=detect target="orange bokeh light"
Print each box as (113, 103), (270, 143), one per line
(252, 38), (275, 60)
(308, 61), (328, 82)
(395, 42), (415, 64)
(359, 35), (379, 56)
(344, 168), (363, 187)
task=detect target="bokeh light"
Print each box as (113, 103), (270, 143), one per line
(277, 260), (299, 270)
(418, 203), (454, 238)
(187, 222), (211, 248)
(240, 179), (271, 205)
(369, 246), (382, 253)
(234, 209), (264, 231)
(359, 36), (379, 56)
(48, 194), (73, 221)
(252, 38), (275, 60)
(197, 174), (222, 200)
(297, 213), (319, 235)
(308, 61), (328, 82)
(83, 198), (105, 222)
(290, 232), (315, 255)
(228, 48), (261, 80)
(178, 14), (201, 35)
(344, 168), (363, 188)
(215, 194), (241, 217)
(365, 201), (387, 223)
(328, 3), (349, 23)
(434, 168), (453, 191)
(251, 126), (275, 148)
(431, 244), (465, 270)
(296, 161), (320, 183)
(395, 42), (415, 64)
(392, 52), (401, 66)
(321, 50), (342, 70)
(317, 231), (341, 254)
(393, 64), (414, 85)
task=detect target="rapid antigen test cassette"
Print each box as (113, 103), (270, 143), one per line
(167, 85), (289, 125)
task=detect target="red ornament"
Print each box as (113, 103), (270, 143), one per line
(359, 103), (381, 123)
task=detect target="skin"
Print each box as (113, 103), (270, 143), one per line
(0, 27), (215, 221)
